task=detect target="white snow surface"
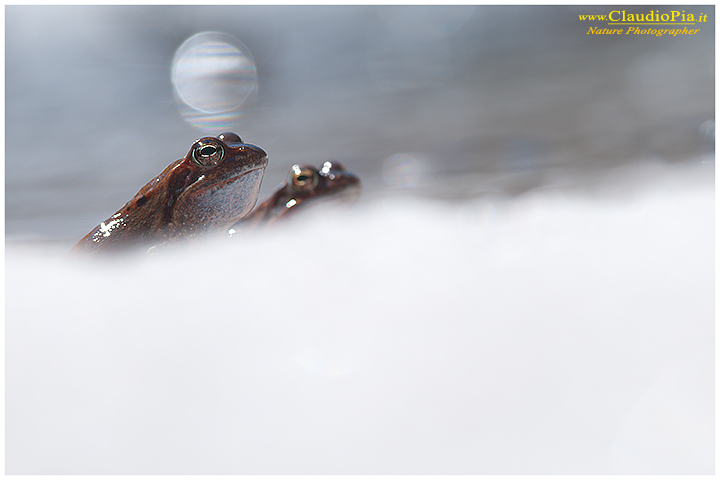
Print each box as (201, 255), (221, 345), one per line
(6, 162), (714, 474)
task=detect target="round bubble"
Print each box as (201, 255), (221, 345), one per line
(171, 32), (258, 131)
(382, 153), (422, 188)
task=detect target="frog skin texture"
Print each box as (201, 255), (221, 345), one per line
(71, 132), (267, 254)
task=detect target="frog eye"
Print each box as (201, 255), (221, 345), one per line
(193, 139), (224, 167)
(289, 165), (319, 191)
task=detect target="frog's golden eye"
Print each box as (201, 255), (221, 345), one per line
(289, 165), (319, 191)
(193, 139), (224, 167)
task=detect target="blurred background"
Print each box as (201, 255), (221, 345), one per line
(5, 5), (715, 475)
(5, 5), (714, 244)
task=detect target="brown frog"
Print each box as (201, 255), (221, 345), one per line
(72, 132), (267, 253)
(232, 161), (360, 231)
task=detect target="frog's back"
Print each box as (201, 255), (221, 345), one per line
(70, 160), (182, 254)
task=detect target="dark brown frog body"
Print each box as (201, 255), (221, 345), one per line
(72, 132), (267, 253)
(234, 161), (360, 231)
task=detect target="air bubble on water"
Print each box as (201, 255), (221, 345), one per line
(171, 32), (258, 132)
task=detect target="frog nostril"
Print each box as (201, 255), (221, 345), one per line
(217, 132), (243, 144)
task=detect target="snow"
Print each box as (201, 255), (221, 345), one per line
(5, 162), (714, 474)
